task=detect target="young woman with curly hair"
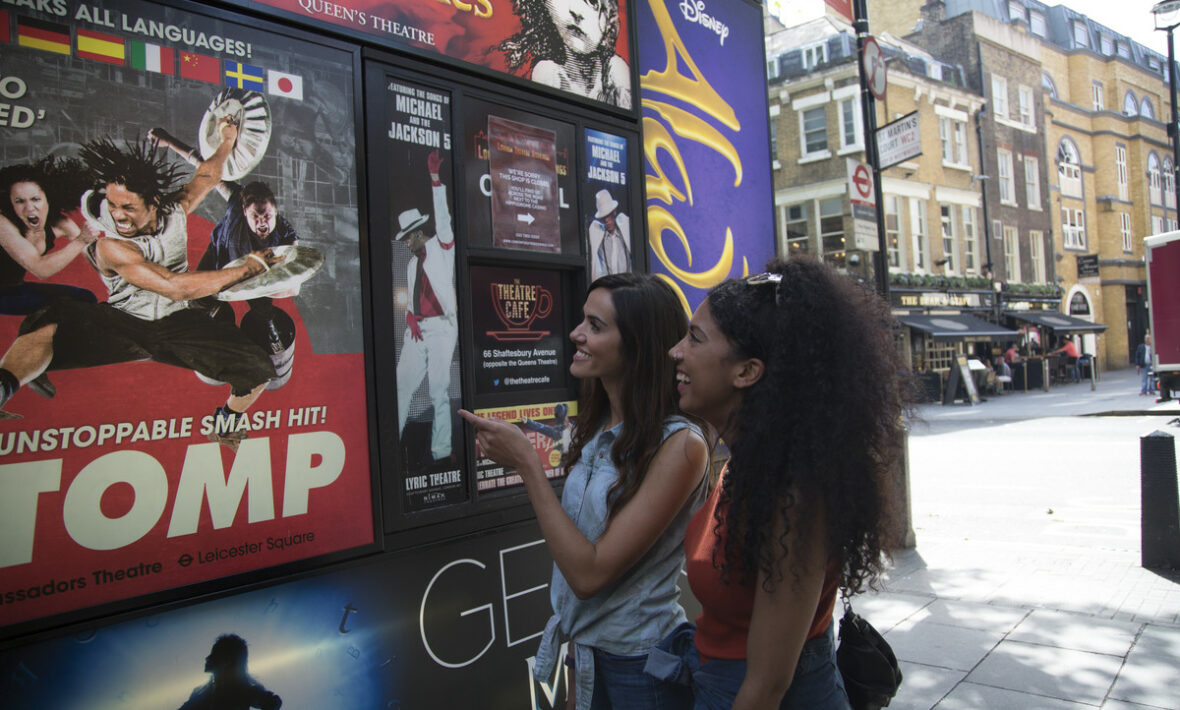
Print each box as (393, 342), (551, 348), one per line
(461, 273), (708, 710)
(666, 256), (908, 710)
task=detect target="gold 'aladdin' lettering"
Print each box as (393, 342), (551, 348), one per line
(640, 0), (747, 307)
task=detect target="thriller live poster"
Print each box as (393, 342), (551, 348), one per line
(0, 0), (373, 627)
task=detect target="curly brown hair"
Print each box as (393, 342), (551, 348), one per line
(706, 256), (912, 594)
(563, 272), (701, 518)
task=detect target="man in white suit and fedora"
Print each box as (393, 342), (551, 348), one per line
(588, 187), (630, 280)
(395, 149), (457, 464)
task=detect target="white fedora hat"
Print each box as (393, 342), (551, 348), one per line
(594, 189), (619, 219)
(395, 208), (430, 240)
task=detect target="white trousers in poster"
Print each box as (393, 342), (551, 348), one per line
(396, 314), (458, 460)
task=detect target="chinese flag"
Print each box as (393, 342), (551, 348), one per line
(180, 51), (220, 83)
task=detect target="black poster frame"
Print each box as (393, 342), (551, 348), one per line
(363, 49), (646, 545)
(0, 0), (382, 645)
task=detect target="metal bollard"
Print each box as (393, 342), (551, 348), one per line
(1141, 430), (1180, 570)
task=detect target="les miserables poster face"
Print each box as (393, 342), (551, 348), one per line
(0, 0), (374, 628)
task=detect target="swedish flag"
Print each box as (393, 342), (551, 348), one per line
(223, 61), (265, 91)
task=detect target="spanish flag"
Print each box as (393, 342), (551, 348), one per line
(16, 16), (70, 55)
(77, 28), (124, 65)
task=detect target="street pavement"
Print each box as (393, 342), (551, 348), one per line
(860, 366), (1180, 709)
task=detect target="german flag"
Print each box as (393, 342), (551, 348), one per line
(16, 16), (70, 55)
(77, 28), (124, 64)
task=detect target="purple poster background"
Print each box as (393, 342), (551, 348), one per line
(636, 0), (775, 311)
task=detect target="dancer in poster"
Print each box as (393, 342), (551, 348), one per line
(500, 0), (631, 108)
(152, 128), (302, 390)
(0, 123), (281, 449)
(178, 634), (282, 710)
(0, 156), (98, 315)
(396, 149), (458, 465)
(588, 188), (630, 280)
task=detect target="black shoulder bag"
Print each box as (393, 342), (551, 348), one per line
(836, 594), (903, 710)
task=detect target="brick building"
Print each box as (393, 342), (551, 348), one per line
(869, 0), (1172, 368)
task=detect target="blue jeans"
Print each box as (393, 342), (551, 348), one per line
(688, 623), (851, 710)
(590, 647), (694, 710)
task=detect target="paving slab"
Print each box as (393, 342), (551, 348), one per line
(936, 682), (1095, 709)
(1006, 609), (1142, 656)
(1107, 625), (1180, 709)
(888, 661), (963, 710)
(965, 641), (1124, 706)
(885, 618), (1007, 671)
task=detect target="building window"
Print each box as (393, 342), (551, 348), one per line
(1041, 71), (1057, 99)
(939, 117), (968, 166)
(911, 198), (929, 271)
(885, 195), (902, 269)
(1152, 214), (1165, 235)
(1100, 34), (1114, 55)
(992, 75), (1009, 118)
(1062, 208), (1086, 250)
(1166, 157), (1176, 209)
(1073, 20), (1088, 47)
(1118, 41), (1130, 58)
(802, 42), (828, 70)
(1030, 10), (1046, 36)
(1149, 152), (1163, 205)
(1116, 145), (1129, 201)
(1057, 139), (1082, 199)
(940, 204), (957, 273)
(1142, 97), (1156, 119)
(963, 206), (979, 272)
(1008, 1), (1025, 22)
(801, 106), (828, 156)
(1024, 156), (1041, 210)
(1003, 226), (1021, 282)
(766, 56), (780, 80)
(819, 197), (845, 268)
(769, 118), (778, 162)
(1029, 231), (1046, 283)
(1091, 81), (1104, 111)
(1018, 85), (1034, 127)
(1124, 91), (1138, 116)
(997, 148), (1016, 205)
(785, 203), (810, 256)
(1121, 212), (1133, 252)
(838, 97), (862, 150)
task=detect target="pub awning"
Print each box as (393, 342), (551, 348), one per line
(1004, 311), (1109, 334)
(897, 314), (1021, 341)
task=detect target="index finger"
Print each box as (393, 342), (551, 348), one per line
(457, 409), (485, 427)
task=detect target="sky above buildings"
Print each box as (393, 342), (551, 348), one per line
(770, 0), (1172, 56)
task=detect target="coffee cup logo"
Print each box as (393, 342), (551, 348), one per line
(487, 279), (553, 341)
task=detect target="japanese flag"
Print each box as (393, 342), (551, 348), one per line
(267, 69), (304, 101)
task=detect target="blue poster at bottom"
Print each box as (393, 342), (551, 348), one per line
(1, 521), (563, 709)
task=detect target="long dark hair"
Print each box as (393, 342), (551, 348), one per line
(0, 156), (91, 241)
(79, 137), (184, 216)
(564, 272), (694, 518)
(707, 256), (911, 594)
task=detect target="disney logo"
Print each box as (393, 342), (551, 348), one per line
(679, 0), (730, 46)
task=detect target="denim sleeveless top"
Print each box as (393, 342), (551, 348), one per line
(533, 416), (707, 710)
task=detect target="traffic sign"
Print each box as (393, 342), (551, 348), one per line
(862, 36), (887, 101)
(847, 158), (875, 207)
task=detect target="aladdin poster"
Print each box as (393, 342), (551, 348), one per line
(636, 0), (775, 311)
(0, 0), (373, 628)
(233, 0), (633, 110)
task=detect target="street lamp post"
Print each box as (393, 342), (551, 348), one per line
(1154, 0), (1180, 215)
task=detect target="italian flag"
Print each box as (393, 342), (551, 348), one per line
(128, 40), (175, 75)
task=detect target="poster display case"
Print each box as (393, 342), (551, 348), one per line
(0, 0), (378, 637)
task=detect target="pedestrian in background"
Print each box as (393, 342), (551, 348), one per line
(461, 273), (708, 710)
(1137, 332), (1154, 395)
(665, 256), (909, 710)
